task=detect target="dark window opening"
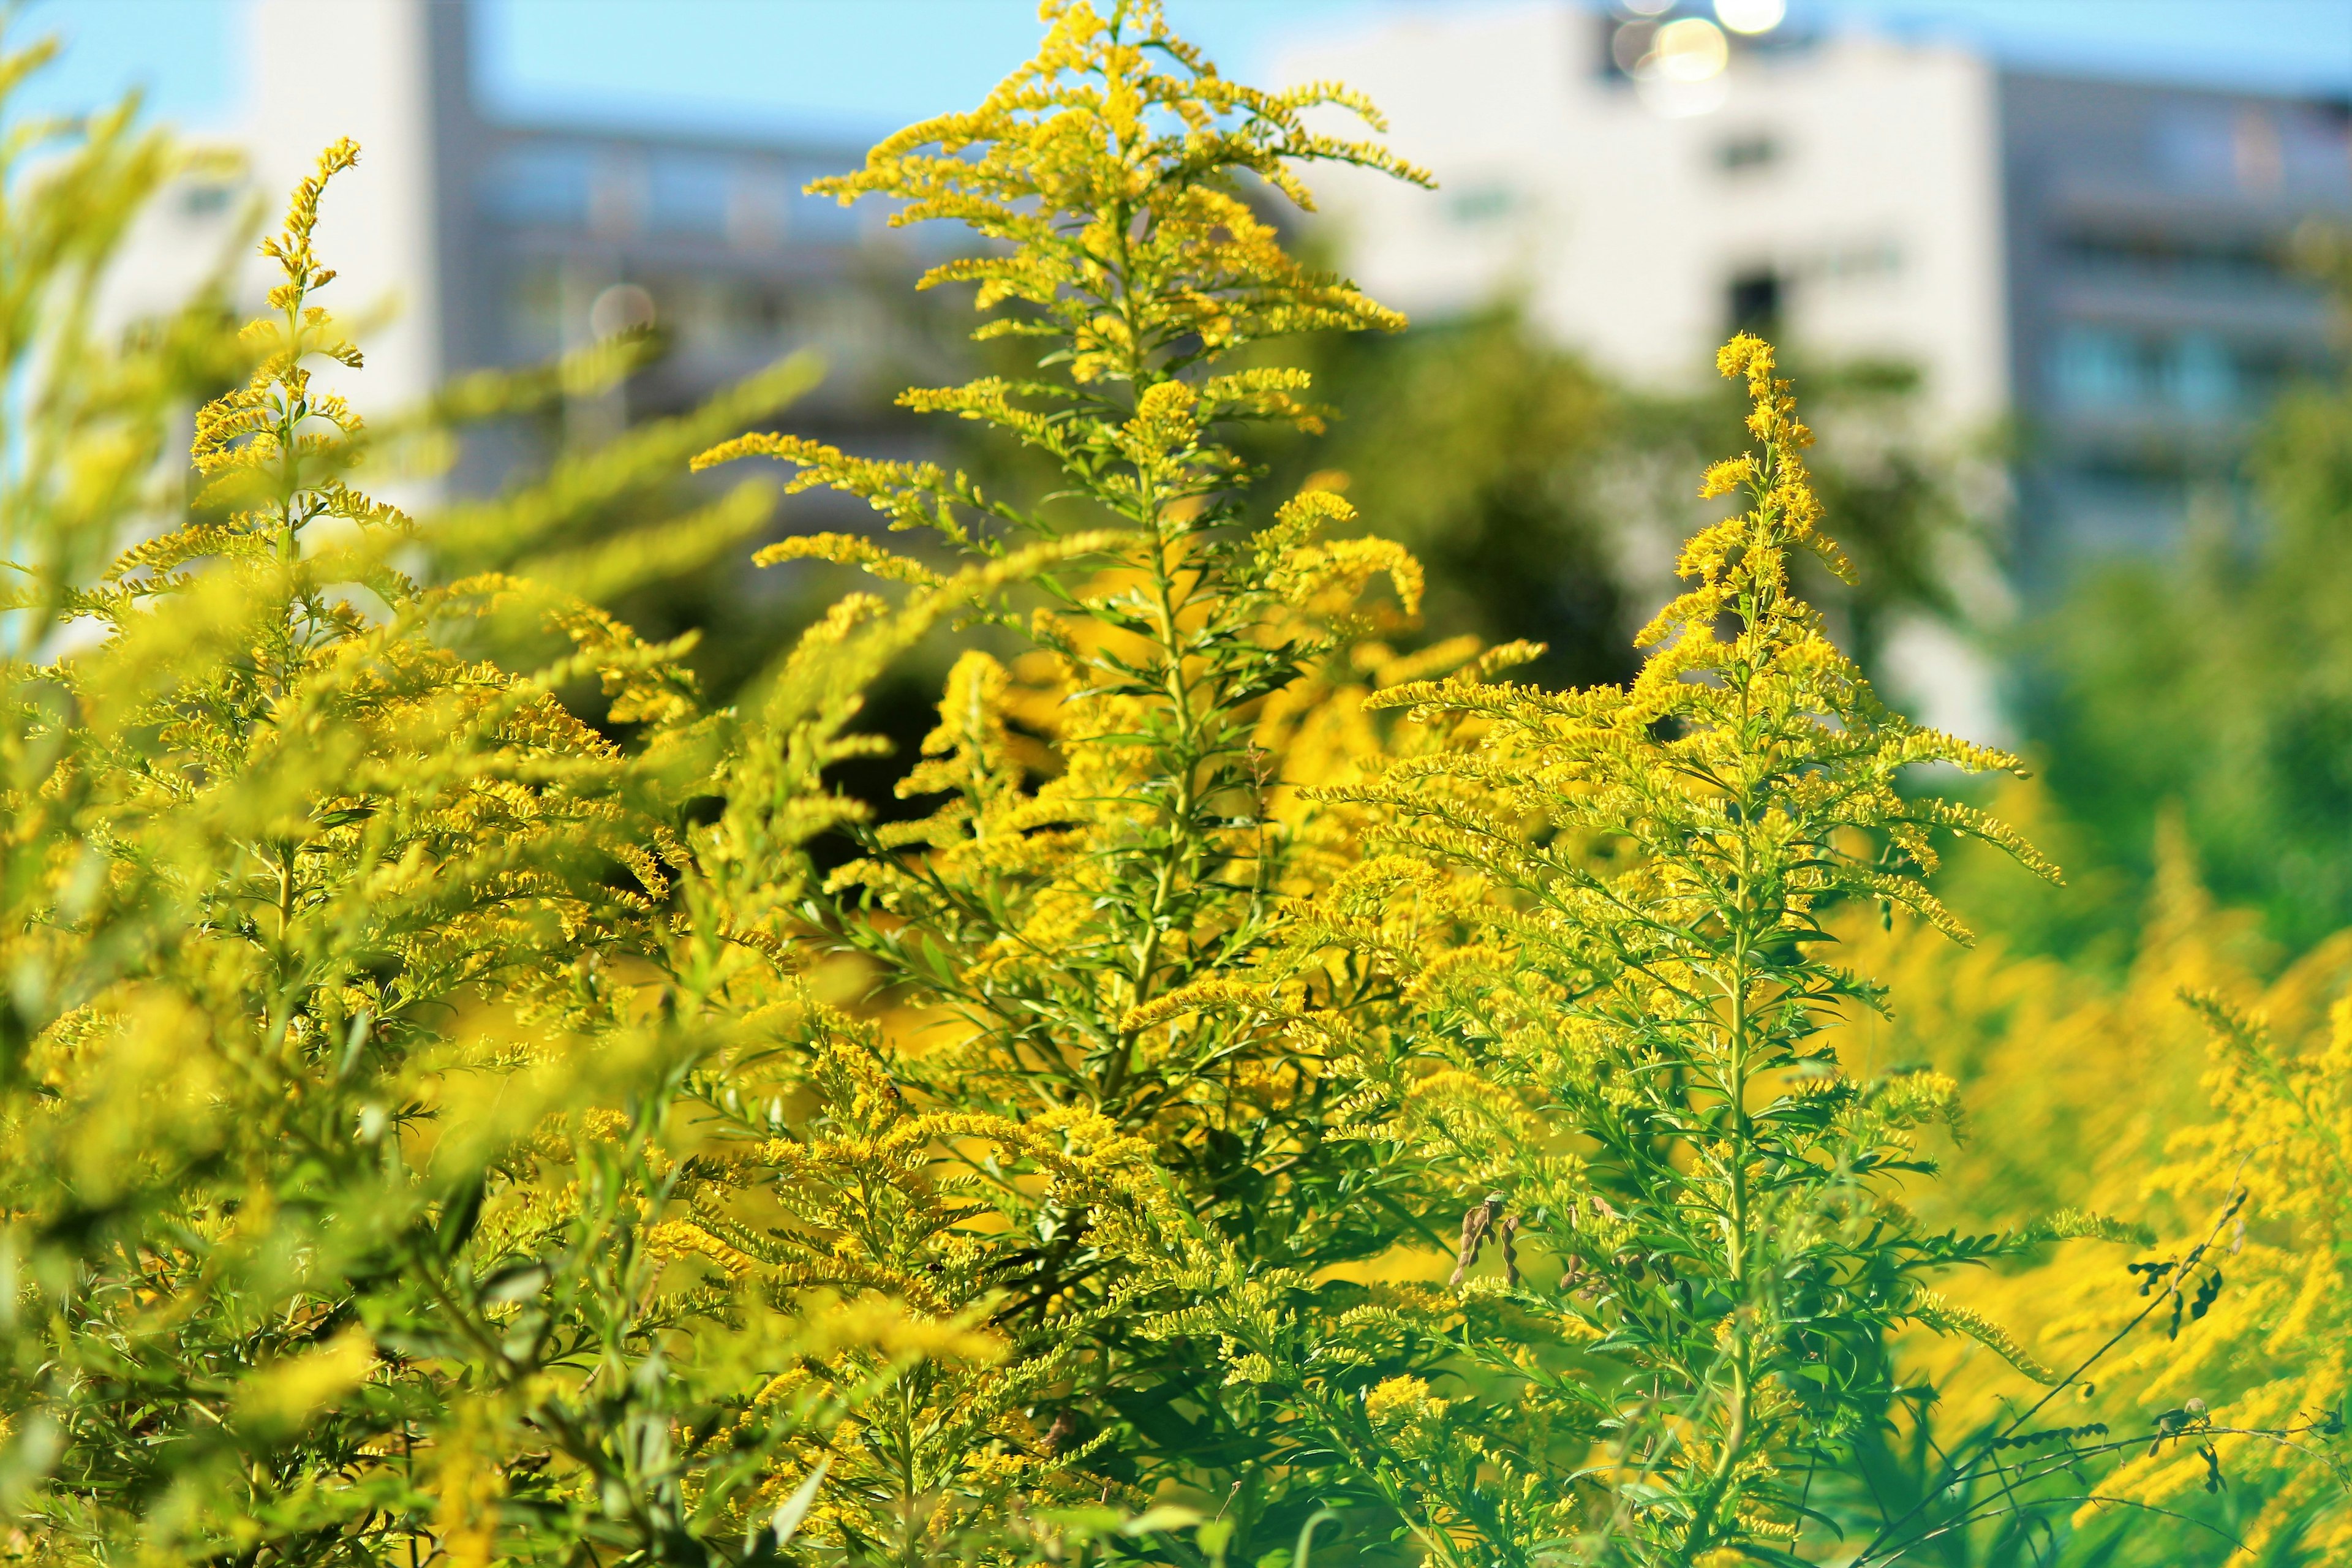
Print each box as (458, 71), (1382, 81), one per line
(1728, 270), (1783, 337)
(2054, 228), (2293, 291)
(1600, 15), (1654, 79)
(181, 182), (236, 219)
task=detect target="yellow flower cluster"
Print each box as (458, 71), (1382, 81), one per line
(1109, 333), (2072, 1564)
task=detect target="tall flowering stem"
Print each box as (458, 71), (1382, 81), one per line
(1116, 337), (2121, 1566)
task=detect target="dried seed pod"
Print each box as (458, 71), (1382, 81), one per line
(1450, 1195), (1504, 1286)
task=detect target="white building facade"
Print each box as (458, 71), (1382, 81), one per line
(1286, 4), (2011, 428)
(1279, 1), (2351, 578)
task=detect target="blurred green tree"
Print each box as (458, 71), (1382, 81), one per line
(1237, 304), (1998, 701)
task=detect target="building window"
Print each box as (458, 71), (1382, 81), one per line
(2164, 333), (2237, 414)
(2049, 326), (2269, 416)
(179, 180), (237, 219)
(1449, 184), (1519, 226)
(480, 144), (595, 229)
(728, 168), (794, 249)
(2048, 326), (2143, 410)
(2056, 230), (2288, 292)
(668, 278), (780, 358)
(647, 154), (734, 239)
(1716, 132), (1779, 173)
(1727, 269), (1782, 336)
(1604, 16), (1657, 79)
(504, 263), (567, 358)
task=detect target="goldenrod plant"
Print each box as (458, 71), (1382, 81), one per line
(1101, 336), (2138, 1566)
(686, 6), (2177, 1547)
(692, 1), (1471, 1553)
(0, 123), (753, 1562)
(0, 23), (246, 643)
(1819, 850), (2352, 1566)
(0, 32), (1076, 1566)
(2081, 989), (2352, 1563)
(15, 4), (2346, 1566)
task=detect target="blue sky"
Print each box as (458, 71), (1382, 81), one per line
(15, 0), (2352, 141)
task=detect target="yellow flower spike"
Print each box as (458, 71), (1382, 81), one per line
(1215, 336), (2070, 1563)
(1697, 455), (1753, 499)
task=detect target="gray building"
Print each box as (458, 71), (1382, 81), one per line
(113, 0), (940, 503)
(448, 93), (935, 437)
(112, 0), (2352, 611)
(1999, 72), (2349, 574)
(1284, 2), (2351, 587)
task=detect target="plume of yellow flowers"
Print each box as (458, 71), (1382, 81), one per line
(1106, 336), (2098, 1567)
(688, 1), (1493, 1553)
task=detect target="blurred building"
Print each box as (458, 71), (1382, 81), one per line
(104, 0), (2352, 588)
(109, 0), (927, 499)
(1280, 0), (2352, 581)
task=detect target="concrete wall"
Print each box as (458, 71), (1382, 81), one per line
(1277, 1), (2010, 426)
(244, 0), (461, 416)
